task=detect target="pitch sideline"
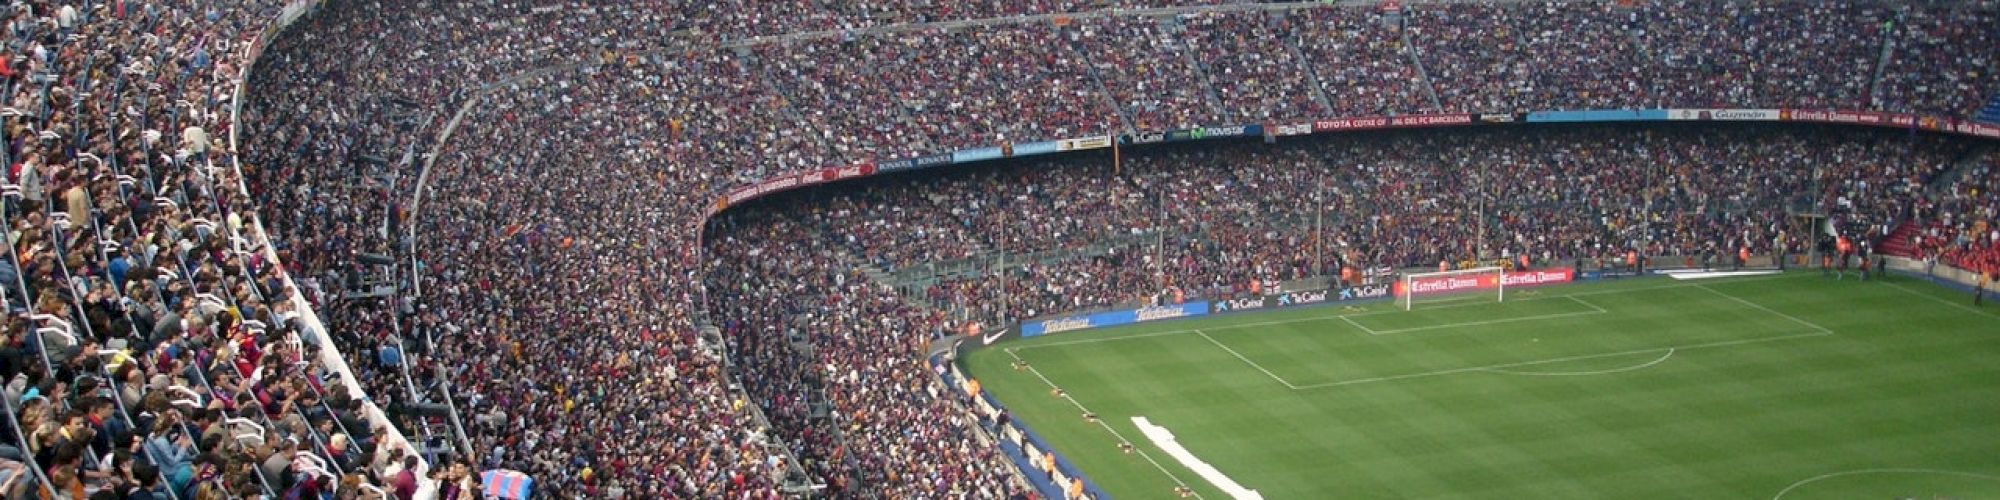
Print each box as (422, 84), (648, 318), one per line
(1001, 348), (1208, 499)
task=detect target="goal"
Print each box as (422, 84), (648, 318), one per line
(1400, 266), (1505, 311)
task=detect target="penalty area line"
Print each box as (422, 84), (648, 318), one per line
(1482, 348), (1674, 376)
(1692, 284), (1836, 334)
(1197, 330), (1299, 389)
(1290, 330), (1832, 390)
(1363, 309), (1607, 336)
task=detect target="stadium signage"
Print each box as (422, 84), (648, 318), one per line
(1314, 117), (1389, 131)
(877, 158), (917, 172)
(1278, 289), (1329, 306)
(1192, 126), (1240, 138)
(1212, 296), (1269, 313)
(1135, 304), (1197, 322)
(1340, 283), (1392, 300)
(1669, 108), (1779, 121)
(1525, 109), (1670, 122)
(1410, 276), (1488, 294)
(915, 153), (953, 168)
(953, 147), (1006, 163)
(1127, 131), (1167, 145)
(1313, 114), (1474, 132)
(1019, 302), (1209, 337)
(1786, 109), (1885, 125)
(1271, 123), (1313, 137)
(1042, 317), (1093, 334)
(1954, 121), (2000, 139)
(1192, 125), (1257, 138)
(834, 163), (875, 179)
(1058, 136), (1114, 151)
(1478, 113), (1517, 123)
(1391, 114), (1473, 126)
(1401, 268), (1577, 297)
(1501, 268), (1575, 286)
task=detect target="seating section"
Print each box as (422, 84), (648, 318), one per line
(0, 0), (1976, 498)
(2, 1), (437, 498)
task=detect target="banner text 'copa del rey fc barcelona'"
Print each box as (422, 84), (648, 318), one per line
(1394, 268), (1576, 297)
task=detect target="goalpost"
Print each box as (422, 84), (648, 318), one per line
(1400, 266), (1506, 311)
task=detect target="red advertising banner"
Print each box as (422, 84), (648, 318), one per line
(1502, 268), (1575, 287)
(716, 163), (877, 213)
(1783, 109), (2000, 139)
(1313, 114), (1473, 133)
(1395, 268), (1576, 297)
(1400, 273), (1497, 296)
(1782, 109), (1927, 129)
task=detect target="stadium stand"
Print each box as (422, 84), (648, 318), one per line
(0, 0), (1970, 498)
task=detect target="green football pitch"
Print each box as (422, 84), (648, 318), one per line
(959, 272), (2000, 499)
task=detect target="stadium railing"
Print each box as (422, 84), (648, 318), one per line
(227, 0), (437, 494)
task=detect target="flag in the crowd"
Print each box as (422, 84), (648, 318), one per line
(481, 469), (535, 499)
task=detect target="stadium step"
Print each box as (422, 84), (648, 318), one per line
(1879, 220), (1925, 257)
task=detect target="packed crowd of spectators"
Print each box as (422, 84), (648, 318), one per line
(1875, 1), (2000, 119)
(1644, 0), (1890, 110)
(1180, 11), (1330, 122)
(170, 0), (2000, 499)
(706, 213), (1021, 497)
(737, 125), (1973, 327)
(1291, 8), (1436, 117)
(0, 0), (443, 498)
(1073, 15), (1226, 132)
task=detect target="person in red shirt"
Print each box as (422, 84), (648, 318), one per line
(392, 455), (419, 500)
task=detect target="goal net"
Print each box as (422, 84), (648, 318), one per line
(1399, 266), (1505, 311)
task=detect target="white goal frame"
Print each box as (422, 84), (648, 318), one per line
(1401, 266), (1505, 311)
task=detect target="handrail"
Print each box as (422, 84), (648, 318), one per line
(223, 0), (437, 496)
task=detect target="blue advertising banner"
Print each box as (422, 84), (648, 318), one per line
(952, 147), (1006, 163)
(1525, 109), (1669, 123)
(1011, 140), (1061, 157)
(1019, 302), (1208, 337)
(876, 158), (917, 172)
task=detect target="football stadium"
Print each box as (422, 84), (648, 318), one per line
(0, 0), (1997, 499)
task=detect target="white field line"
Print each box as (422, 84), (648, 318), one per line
(1405, 294), (1490, 308)
(1363, 309), (1607, 336)
(1003, 348), (1204, 499)
(1771, 468), (2000, 500)
(1482, 348), (1675, 376)
(1882, 280), (2000, 320)
(1289, 331), (1833, 390)
(1197, 330), (1298, 389)
(1012, 274), (1798, 352)
(1665, 270), (1784, 280)
(1693, 284), (1836, 334)
(1132, 416), (1264, 500)
(1336, 315), (1381, 335)
(1566, 295), (1610, 313)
